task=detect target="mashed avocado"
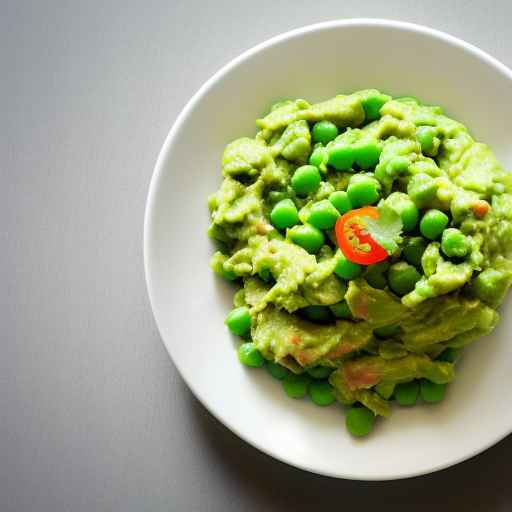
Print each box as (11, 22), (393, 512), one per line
(208, 90), (512, 436)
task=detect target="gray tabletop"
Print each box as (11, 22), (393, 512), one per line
(3, 1), (512, 510)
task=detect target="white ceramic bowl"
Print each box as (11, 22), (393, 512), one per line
(144, 19), (512, 480)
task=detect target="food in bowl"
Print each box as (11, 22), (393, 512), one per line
(207, 89), (512, 436)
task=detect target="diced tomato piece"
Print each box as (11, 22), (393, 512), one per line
(472, 200), (490, 219)
(335, 207), (388, 265)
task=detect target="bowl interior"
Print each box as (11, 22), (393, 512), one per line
(145, 20), (512, 479)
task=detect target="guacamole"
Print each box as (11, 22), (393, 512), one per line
(208, 90), (512, 436)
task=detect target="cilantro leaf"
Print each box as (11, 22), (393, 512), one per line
(365, 203), (403, 255)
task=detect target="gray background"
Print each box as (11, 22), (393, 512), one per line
(2, 1), (511, 510)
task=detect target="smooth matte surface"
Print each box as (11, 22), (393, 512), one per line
(2, 0), (512, 509)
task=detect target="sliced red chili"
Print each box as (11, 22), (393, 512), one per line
(335, 206), (388, 265)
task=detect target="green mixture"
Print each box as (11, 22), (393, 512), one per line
(207, 90), (512, 437)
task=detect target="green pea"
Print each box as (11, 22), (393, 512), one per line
(288, 224), (325, 253)
(312, 121), (339, 145)
(282, 373), (311, 399)
(225, 307), (252, 336)
(238, 342), (264, 368)
(471, 268), (508, 305)
(403, 237), (428, 268)
(347, 174), (380, 207)
(417, 126), (439, 156)
(309, 381), (336, 406)
(266, 361), (290, 380)
(259, 267), (273, 283)
(366, 271), (387, 290)
(329, 300), (352, 319)
(334, 253), (363, 280)
(301, 305), (332, 323)
(420, 209), (449, 240)
(373, 324), (400, 339)
(270, 199), (299, 230)
(388, 262), (421, 296)
(437, 347), (461, 363)
(368, 260), (391, 273)
(441, 228), (469, 258)
(385, 192), (419, 232)
(346, 406), (375, 437)
(420, 379), (447, 403)
(307, 199), (340, 230)
(307, 366), (334, 379)
(291, 165), (321, 197)
(361, 93), (389, 121)
(329, 190), (352, 215)
(394, 381), (420, 406)
(328, 144), (355, 171)
(365, 263), (389, 290)
(352, 141), (382, 169)
(309, 146), (328, 168)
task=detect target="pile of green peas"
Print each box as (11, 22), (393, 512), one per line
(224, 307), (339, 410)
(269, 119), (387, 257)
(393, 378), (448, 406)
(225, 305), (374, 437)
(221, 110), (474, 437)
(269, 117), (470, 291)
(224, 305), (456, 437)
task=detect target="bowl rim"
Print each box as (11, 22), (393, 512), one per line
(144, 18), (512, 480)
